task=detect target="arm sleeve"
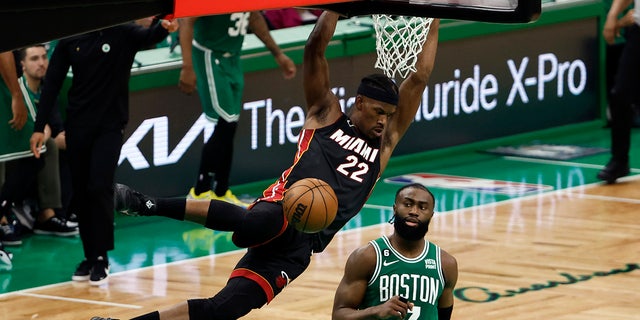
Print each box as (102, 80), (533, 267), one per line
(48, 101), (65, 137)
(438, 305), (453, 320)
(126, 20), (170, 50)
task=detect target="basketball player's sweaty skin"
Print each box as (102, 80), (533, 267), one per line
(110, 12), (440, 320)
(332, 184), (458, 320)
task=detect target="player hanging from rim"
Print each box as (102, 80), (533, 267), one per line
(97, 12), (440, 320)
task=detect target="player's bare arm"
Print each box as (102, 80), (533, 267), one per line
(0, 51), (27, 131)
(249, 11), (297, 80)
(178, 17), (197, 95)
(437, 249), (458, 320)
(333, 245), (375, 320)
(302, 11), (342, 129)
(333, 244), (411, 320)
(380, 19), (440, 170)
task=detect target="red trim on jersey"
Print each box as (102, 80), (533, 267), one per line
(230, 268), (276, 303)
(259, 128), (315, 203)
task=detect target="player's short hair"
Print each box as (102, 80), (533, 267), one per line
(357, 73), (399, 105)
(16, 44), (46, 62)
(395, 183), (435, 207)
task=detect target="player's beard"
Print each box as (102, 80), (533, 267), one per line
(392, 215), (429, 241)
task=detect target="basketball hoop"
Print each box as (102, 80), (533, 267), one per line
(372, 15), (434, 79)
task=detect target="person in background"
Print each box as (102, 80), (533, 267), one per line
(263, 8), (322, 29)
(597, 0), (640, 183)
(0, 50), (28, 265)
(30, 18), (178, 286)
(178, 12), (296, 206)
(332, 183), (458, 320)
(16, 44), (78, 236)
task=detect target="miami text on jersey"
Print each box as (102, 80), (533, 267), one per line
(329, 129), (379, 163)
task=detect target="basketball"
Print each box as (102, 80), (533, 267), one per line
(282, 178), (338, 233)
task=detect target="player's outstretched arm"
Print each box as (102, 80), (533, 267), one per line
(302, 11), (341, 126)
(385, 19), (440, 152)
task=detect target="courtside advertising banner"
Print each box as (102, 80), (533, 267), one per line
(117, 18), (599, 196)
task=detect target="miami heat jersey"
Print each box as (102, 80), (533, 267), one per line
(261, 114), (381, 252)
(360, 236), (445, 319)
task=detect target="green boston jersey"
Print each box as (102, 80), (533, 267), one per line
(360, 236), (445, 320)
(193, 13), (251, 53)
(0, 76), (38, 162)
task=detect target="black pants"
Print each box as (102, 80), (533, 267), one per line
(609, 24), (640, 162)
(66, 125), (123, 260)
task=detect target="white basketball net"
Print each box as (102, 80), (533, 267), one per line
(372, 15), (434, 79)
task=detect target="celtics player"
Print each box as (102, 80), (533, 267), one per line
(333, 183), (458, 320)
(178, 12), (296, 206)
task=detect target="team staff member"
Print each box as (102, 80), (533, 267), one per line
(332, 183), (458, 320)
(179, 12), (296, 206)
(30, 18), (178, 286)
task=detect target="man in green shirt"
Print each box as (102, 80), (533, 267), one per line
(178, 12), (296, 206)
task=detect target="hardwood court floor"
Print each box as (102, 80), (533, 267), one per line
(1, 126), (640, 319)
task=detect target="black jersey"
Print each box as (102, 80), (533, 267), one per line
(261, 114), (381, 252)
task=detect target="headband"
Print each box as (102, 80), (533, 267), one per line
(357, 82), (399, 105)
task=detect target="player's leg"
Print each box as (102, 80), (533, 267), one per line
(119, 275), (267, 320)
(210, 57), (243, 200)
(189, 45), (219, 198)
(186, 239), (313, 319)
(191, 50), (248, 206)
(114, 185), (286, 247)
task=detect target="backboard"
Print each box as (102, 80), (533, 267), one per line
(1, 0), (541, 52)
(316, 0), (541, 23)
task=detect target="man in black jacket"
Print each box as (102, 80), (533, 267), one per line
(30, 18), (178, 286)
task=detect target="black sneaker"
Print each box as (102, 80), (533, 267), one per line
(72, 259), (94, 281)
(33, 216), (79, 237)
(597, 159), (630, 184)
(114, 183), (156, 216)
(89, 256), (109, 286)
(90, 317), (119, 320)
(0, 220), (22, 246)
(65, 213), (78, 228)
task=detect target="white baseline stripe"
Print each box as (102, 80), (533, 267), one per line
(0, 249), (246, 301)
(504, 156), (640, 173)
(363, 173), (640, 218)
(569, 193), (640, 204)
(15, 292), (142, 309)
